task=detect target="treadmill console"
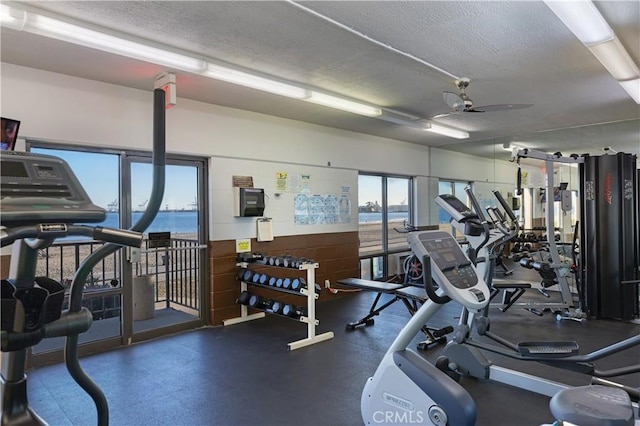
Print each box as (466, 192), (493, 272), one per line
(435, 194), (478, 223)
(408, 230), (489, 311)
(1, 151), (106, 226)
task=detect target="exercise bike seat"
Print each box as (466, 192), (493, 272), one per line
(549, 385), (634, 426)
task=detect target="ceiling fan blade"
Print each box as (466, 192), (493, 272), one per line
(471, 103), (533, 113)
(442, 91), (465, 112)
(427, 111), (461, 119)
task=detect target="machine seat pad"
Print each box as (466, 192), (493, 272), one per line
(336, 278), (407, 293)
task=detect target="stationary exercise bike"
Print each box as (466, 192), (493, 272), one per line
(361, 193), (639, 425)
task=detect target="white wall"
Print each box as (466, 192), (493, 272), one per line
(210, 157), (358, 240)
(1, 63), (518, 241)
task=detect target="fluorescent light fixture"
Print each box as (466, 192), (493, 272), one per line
(588, 38), (640, 81)
(619, 78), (640, 104)
(544, 0), (640, 104)
(24, 13), (207, 72)
(423, 122), (469, 139)
(306, 92), (382, 117)
(543, 1), (613, 45)
(205, 64), (309, 99)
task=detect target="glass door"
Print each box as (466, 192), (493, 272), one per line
(127, 157), (206, 339)
(29, 147), (124, 358)
(27, 144), (207, 365)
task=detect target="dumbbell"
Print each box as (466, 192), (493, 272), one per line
(275, 278), (284, 288)
(251, 271), (262, 283)
(268, 276), (277, 287)
(271, 300), (283, 314)
(282, 304), (308, 319)
(238, 291), (252, 306)
(290, 278), (320, 293)
(237, 268), (250, 281)
(290, 277), (306, 291)
(236, 252), (264, 263)
(248, 294), (274, 311)
(237, 268), (253, 282)
(282, 256), (295, 268)
(257, 273), (269, 285)
(282, 277), (292, 289)
(519, 258), (534, 269)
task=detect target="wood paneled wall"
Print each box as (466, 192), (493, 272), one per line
(209, 231), (360, 325)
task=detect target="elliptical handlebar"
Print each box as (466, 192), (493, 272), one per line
(465, 187), (487, 222)
(0, 224), (142, 248)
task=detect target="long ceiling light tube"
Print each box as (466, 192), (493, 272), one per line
(0, 3), (472, 135)
(422, 122), (469, 140)
(306, 92), (382, 117)
(205, 63), (309, 99)
(618, 78), (640, 104)
(543, 0), (640, 104)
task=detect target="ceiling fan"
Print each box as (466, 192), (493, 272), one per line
(430, 78), (532, 119)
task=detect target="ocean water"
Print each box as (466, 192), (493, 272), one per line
(98, 211), (198, 234)
(89, 211), (419, 234)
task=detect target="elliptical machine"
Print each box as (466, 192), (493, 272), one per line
(361, 190), (639, 425)
(1, 88), (167, 425)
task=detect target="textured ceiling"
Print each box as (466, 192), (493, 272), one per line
(1, 0), (638, 162)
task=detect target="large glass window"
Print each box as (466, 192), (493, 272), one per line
(358, 174), (412, 280)
(437, 180), (471, 231)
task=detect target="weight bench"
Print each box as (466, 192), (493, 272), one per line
(490, 280), (532, 312)
(336, 278), (453, 350)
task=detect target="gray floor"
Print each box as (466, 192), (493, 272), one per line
(21, 274), (640, 426)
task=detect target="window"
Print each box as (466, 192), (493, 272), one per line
(358, 174), (412, 280)
(437, 180), (471, 232)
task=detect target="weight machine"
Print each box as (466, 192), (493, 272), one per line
(515, 148), (639, 320)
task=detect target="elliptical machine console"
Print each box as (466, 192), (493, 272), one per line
(1, 151), (106, 226)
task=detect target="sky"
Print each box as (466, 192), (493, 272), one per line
(358, 175), (409, 206)
(31, 148), (197, 210)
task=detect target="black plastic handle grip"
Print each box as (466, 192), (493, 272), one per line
(93, 227), (143, 247)
(465, 187), (487, 222)
(422, 255), (451, 305)
(492, 190), (517, 222)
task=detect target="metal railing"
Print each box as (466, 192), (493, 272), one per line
(34, 237), (203, 316)
(135, 238), (205, 311)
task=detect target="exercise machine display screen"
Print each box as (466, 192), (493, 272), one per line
(1, 161), (29, 178)
(435, 194), (478, 223)
(410, 231), (478, 290)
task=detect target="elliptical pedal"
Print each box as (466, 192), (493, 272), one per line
(517, 341), (579, 358)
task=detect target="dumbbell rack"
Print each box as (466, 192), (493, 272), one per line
(223, 260), (334, 350)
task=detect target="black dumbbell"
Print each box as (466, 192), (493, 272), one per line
(282, 256), (296, 268)
(251, 272), (261, 283)
(240, 269), (253, 282)
(271, 300), (283, 314)
(238, 291), (252, 306)
(290, 277), (306, 291)
(519, 258), (534, 269)
(268, 256), (276, 266)
(249, 294), (274, 311)
(282, 278), (292, 289)
(275, 278), (284, 288)
(268, 276), (277, 287)
(282, 304), (308, 319)
(258, 273), (269, 285)
(237, 268), (250, 281)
